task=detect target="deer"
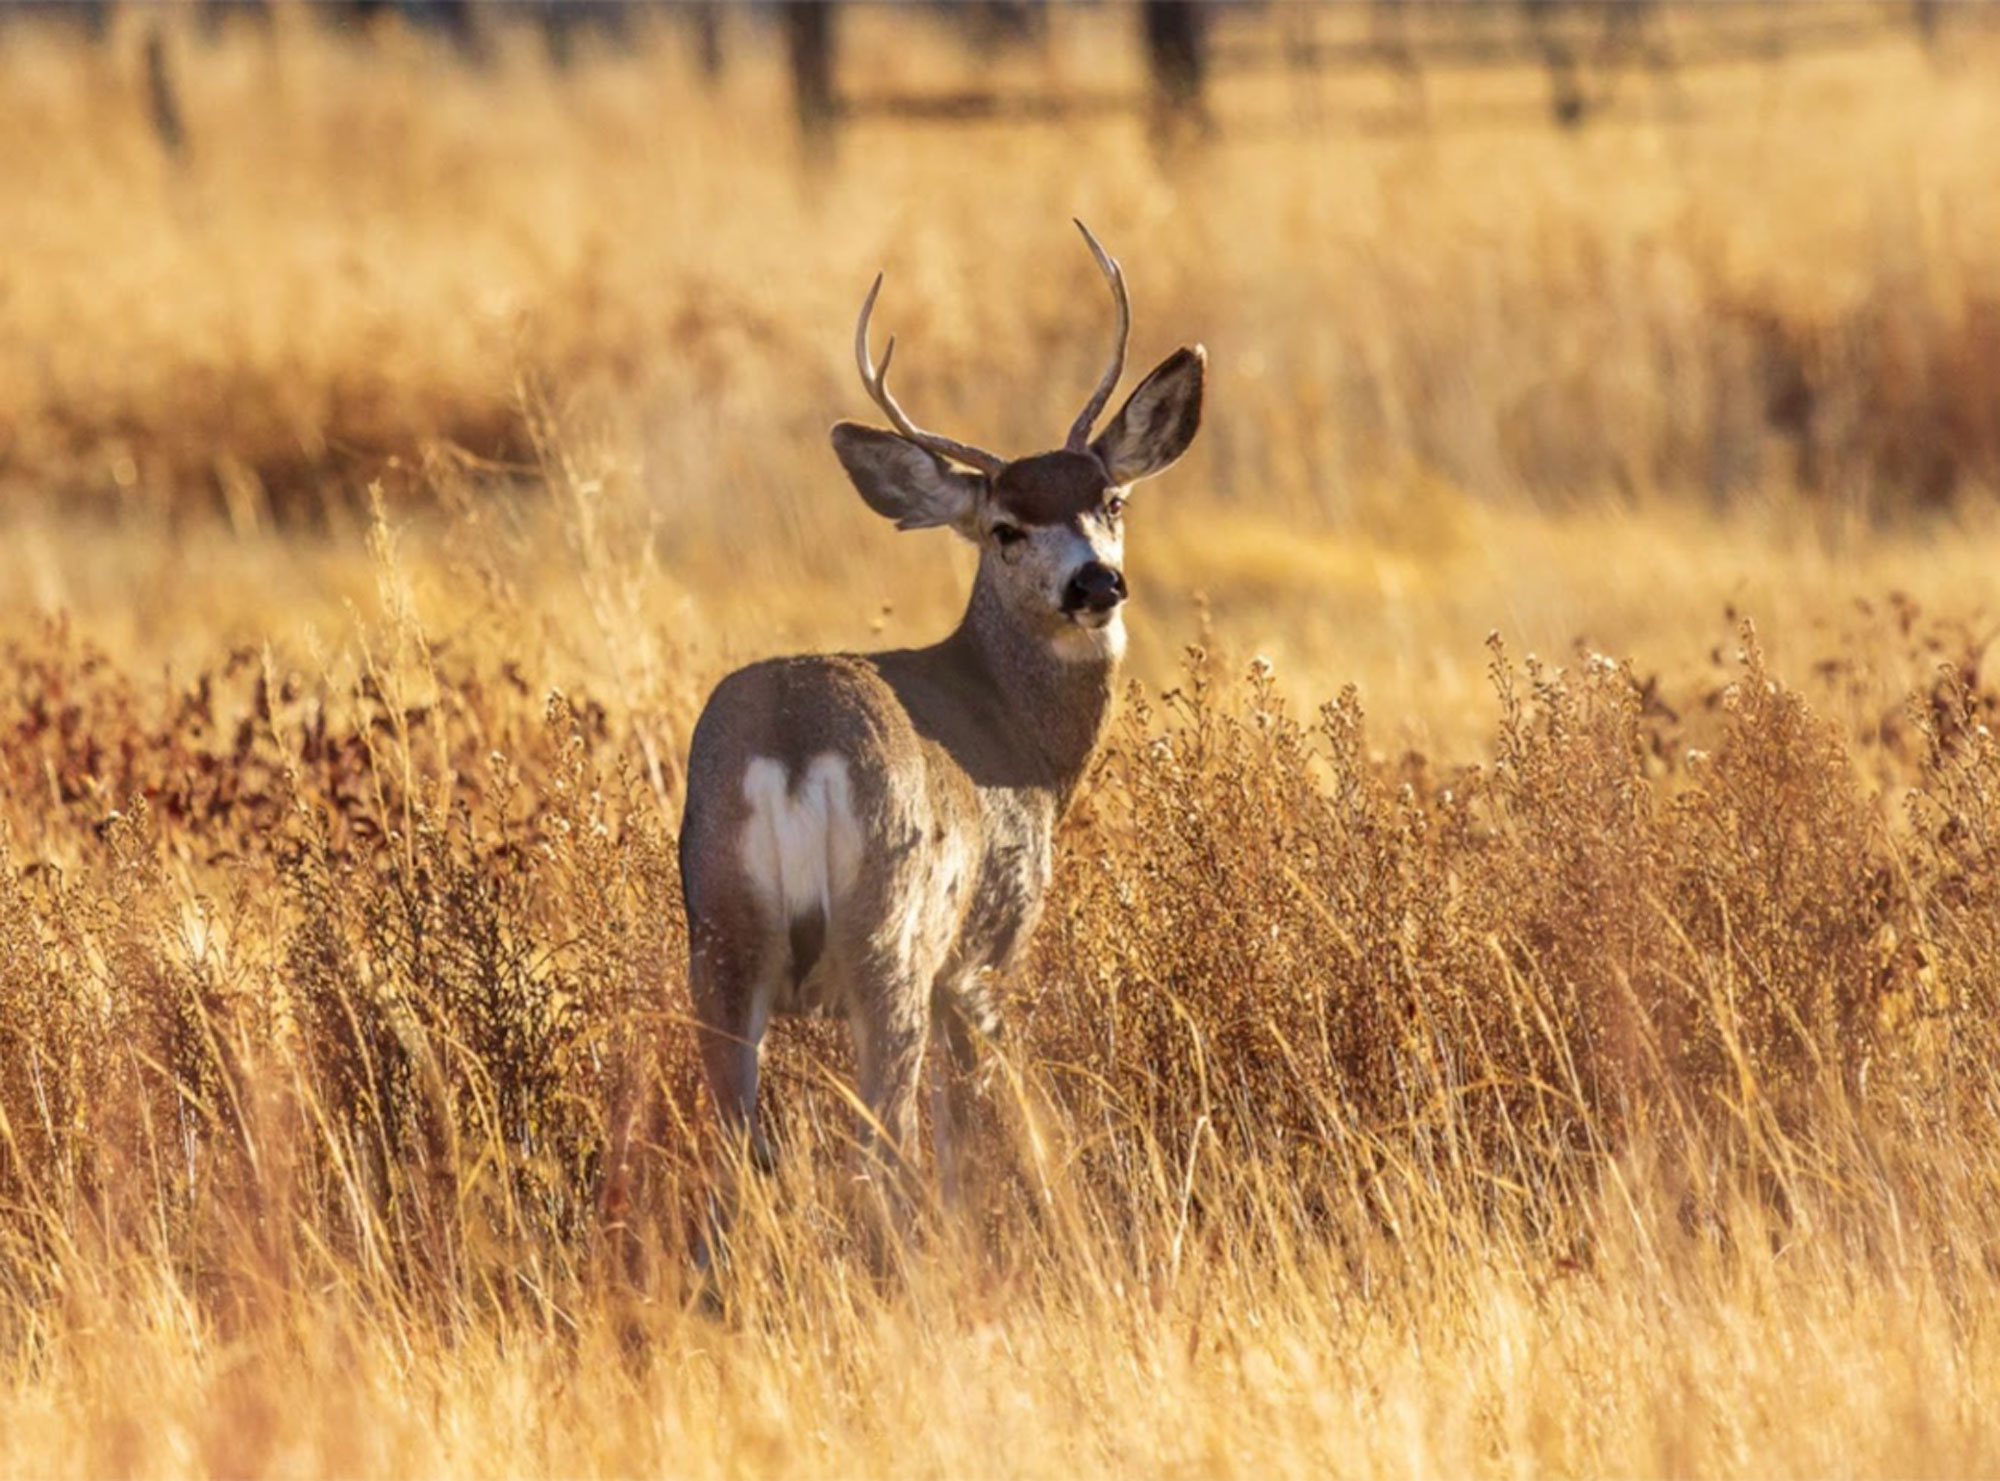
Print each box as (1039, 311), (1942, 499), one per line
(678, 222), (1205, 1228)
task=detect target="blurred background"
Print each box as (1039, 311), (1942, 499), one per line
(4, 0), (1999, 753)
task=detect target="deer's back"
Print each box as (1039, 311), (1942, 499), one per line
(680, 650), (1053, 1017)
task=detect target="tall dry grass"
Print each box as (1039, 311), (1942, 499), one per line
(6, 7), (2000, 1477)
(7, 504), (2000, 1474)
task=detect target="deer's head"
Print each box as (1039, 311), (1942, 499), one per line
(830, 222), (1205, 662)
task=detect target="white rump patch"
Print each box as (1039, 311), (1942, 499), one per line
(739, 753), (865, 927)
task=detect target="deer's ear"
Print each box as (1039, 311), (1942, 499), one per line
(1091, 346), (1205, 486)
(830, 423), (986, 538)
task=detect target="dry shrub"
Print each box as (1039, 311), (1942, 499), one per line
(5, 592), (1999, 1308)
(1903, 663), (2000, 1105)
(0, 650), (699, 1322)
(1025, 621), (1994, 1243)
(1668, 629), (1894, 1122)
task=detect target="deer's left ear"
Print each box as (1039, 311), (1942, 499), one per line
(830, 422), (987, 538)
(1092, 345), (1205, 485)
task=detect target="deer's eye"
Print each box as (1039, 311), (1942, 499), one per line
(1104, 494), (1127, 519)
(992, 522), (1027, 548)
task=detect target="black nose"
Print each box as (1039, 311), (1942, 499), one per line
(1062, 561), (1127, 614)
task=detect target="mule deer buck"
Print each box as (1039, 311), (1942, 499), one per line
(679, 222), (1205, 1216)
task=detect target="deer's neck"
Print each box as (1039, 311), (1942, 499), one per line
(950, 565), (1120, 812)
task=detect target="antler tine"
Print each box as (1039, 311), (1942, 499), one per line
(1065, 219), (1131, 453)
(854, 271), (1006, 476)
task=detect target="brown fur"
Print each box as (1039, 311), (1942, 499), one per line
(992, 450), (1113, 526)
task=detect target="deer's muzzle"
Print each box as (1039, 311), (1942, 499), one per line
(1062, 562), (1127, 617)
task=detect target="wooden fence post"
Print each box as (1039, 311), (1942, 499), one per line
(782, 1), (839, 166)
(1141, 0), (1210, 141)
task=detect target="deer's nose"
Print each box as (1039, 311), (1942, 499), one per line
(1063, 562), (1127, 614)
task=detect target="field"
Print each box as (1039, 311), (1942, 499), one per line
(6, 5), (2000, 1476)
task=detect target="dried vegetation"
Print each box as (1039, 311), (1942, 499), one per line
(5, 7), (2000, 1477)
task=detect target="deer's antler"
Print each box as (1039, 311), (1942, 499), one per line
(1064, 220), (1131, 453)
(854, 273), (1007, 477)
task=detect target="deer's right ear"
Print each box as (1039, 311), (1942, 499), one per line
(1091, 345), (1206, 486)
(830, 423), (986, 538)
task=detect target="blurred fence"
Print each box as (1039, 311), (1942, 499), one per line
(7, 1), (1983, 164)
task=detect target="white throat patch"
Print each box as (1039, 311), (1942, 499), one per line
(1050, 610), (1127, 664)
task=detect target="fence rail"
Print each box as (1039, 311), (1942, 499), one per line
(7, 1), (1987, 165)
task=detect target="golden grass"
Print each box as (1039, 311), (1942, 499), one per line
(6, 7), (2000, 1477)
